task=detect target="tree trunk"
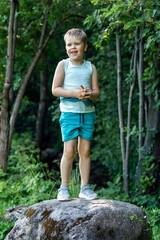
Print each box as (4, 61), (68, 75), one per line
(152, 48), (160, 191)
(35, 54), (48, 150)
(9, 1), (18, 106)
(125, 30), (138, 189)
(135, 30), (144, 184)
(152, 107), (160, 191)
(142, 46), (160, 191)
(116, 34), (128, 192)
(144, 95), (159, 150)
(143, 94), (160, 191)
(0, 0), (18, 172)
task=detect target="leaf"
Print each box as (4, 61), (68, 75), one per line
(123, 19), (143, 30)
(156, 23), (160, 29)
(103, 4), (120, 18)
(91, 0), (99, 5)
(152, 9), (157, 17)
(84, 15), (94, 29)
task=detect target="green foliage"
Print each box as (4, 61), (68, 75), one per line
(145, 208), (160, 240)
(84, 0), (160, 52)
(140, 156), (157, 191)
(69, 164), (81, 198)
(0, 134), (60, 214)
(86, 41), (122, 175)
(0, 220), (15, 240)
(84, 0), (160, 189)
(97, 175), (129, 202)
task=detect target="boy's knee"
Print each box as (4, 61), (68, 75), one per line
(78, 147), (90, 158)
(63, 147), (76, 160)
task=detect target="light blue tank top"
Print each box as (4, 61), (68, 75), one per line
(60, 58), (95, 113)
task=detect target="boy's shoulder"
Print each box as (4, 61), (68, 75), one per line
(57, 59), (68, 69)
(58, 59), (67, 64)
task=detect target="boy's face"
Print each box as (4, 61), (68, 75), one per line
(65, 36), (88, 65)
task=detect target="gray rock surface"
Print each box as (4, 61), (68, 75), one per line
(5, 199), (151, 240)
(5, 205), (28, 222)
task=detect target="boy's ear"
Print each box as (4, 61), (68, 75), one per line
(84, 44), (88, 52)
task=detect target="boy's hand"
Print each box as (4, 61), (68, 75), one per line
(73, 85), (92, 100)
(80, 85), (92, 100)
(73, 88), (87, 99)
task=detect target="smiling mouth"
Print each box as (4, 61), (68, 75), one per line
(71, 51), (78, 54)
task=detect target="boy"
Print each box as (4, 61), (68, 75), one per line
(52, 28), (100, 201)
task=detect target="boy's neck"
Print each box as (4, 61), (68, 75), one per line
(69, 58), (84, 66)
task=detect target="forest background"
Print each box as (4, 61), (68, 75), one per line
(0, 0), (160, 239)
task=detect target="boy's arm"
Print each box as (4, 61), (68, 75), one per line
(52, 60), (73, 97)
(52, 60), (87, 99)
(83, 64), (100, 100)
(91, 64), (100, 100)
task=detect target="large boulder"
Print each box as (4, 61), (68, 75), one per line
(5, 199), (151, 240)
(4, 205), (28, 223)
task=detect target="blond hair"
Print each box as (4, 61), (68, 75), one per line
(64, 28), (87, 44)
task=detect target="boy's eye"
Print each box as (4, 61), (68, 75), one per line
(66, 42), (81, 47)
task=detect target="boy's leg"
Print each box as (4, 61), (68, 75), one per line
(57, 138), (77, 201)
(60, 138), (77, 186)
(78, 136), (91, 186)
(78, 136), (98, 200)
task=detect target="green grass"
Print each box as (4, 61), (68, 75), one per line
(0, 220), (15, 240)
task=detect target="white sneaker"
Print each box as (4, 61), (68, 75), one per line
(57, 185), (71, 201)
(79, 184), (98, 200)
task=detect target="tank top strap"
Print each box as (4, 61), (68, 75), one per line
(84, 60), (92, 73)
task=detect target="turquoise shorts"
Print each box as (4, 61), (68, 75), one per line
(59, 112), (96, 142)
